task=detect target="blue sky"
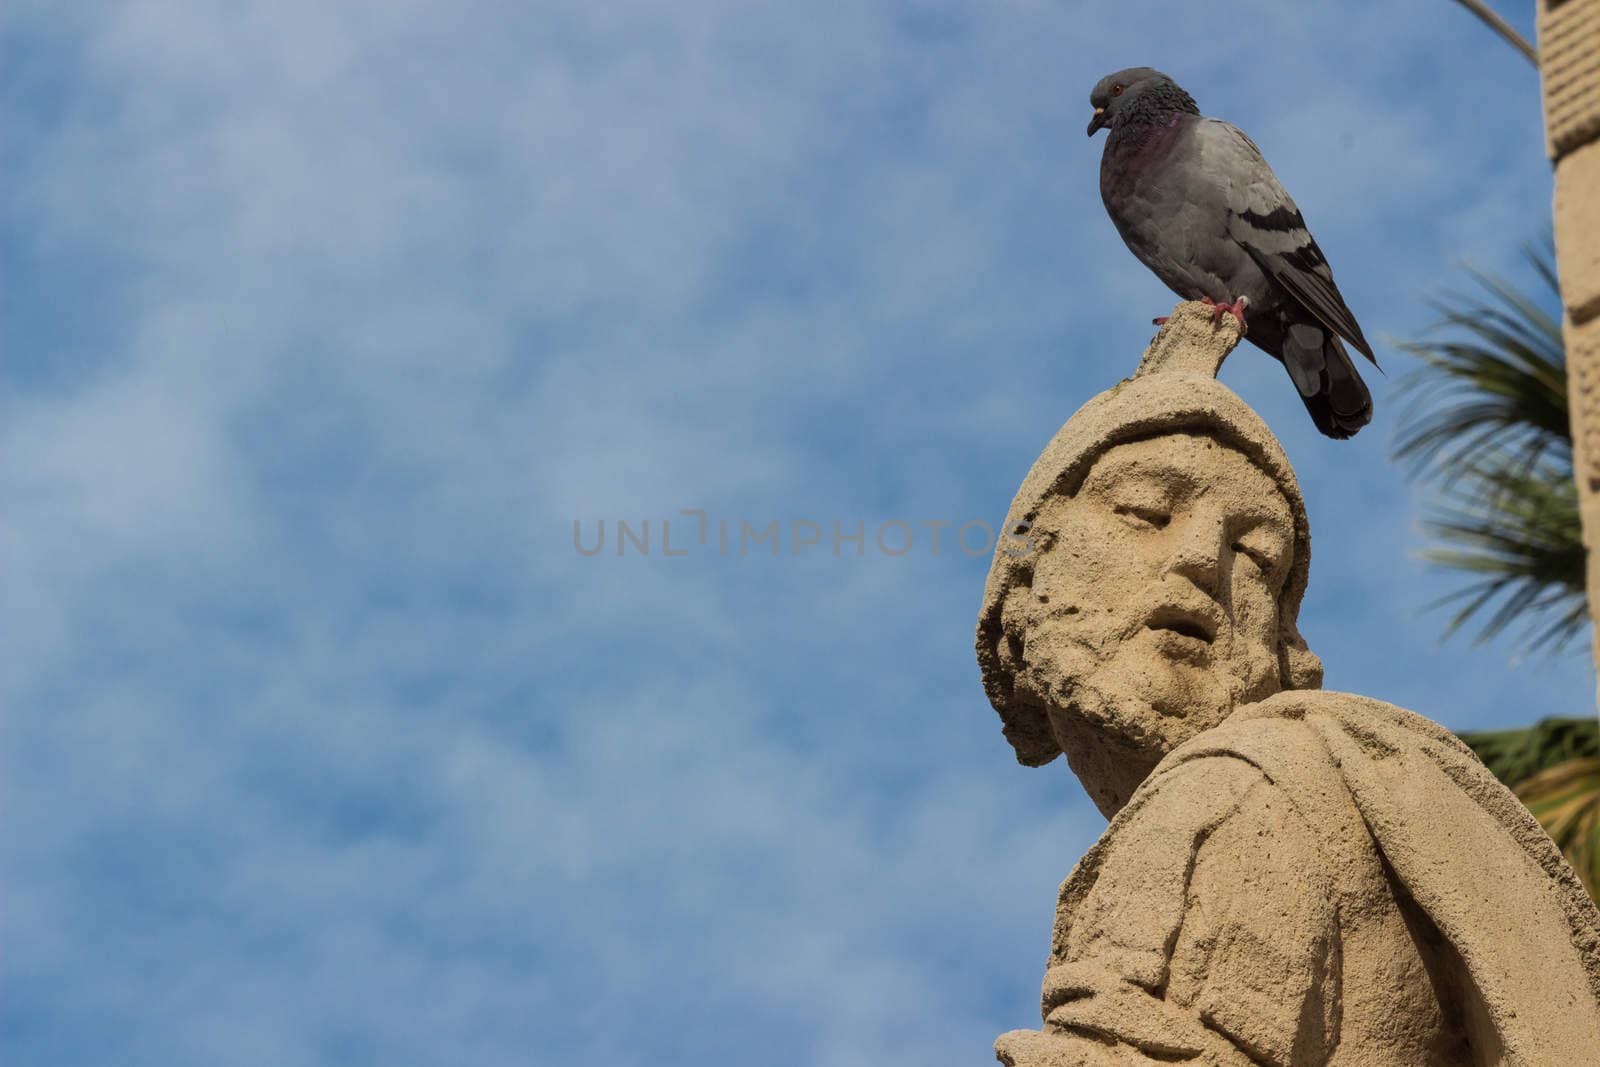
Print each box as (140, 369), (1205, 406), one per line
(2, 2), (1586, 1065)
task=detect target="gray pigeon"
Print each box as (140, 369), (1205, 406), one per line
(1088, 67), (1376, 438)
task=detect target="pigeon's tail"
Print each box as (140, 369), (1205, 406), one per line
(1280, 322), (1372, 439)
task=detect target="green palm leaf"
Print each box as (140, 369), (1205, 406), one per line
(1459, 721), (1600, 901)
(1394, 248), (1567, 481)
(1460, 716), (1600, 786)
(1419, 461), (1586, 650)
(1515, 757), (1600, 895)
(1392, 243), (1584, 654)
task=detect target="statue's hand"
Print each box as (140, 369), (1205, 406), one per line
(993, 1028), (1085, 1067)
(1013, 963), (1258, 1066)
(994, 1026), (1152, 1066)
(1041, 963), (1208, 1057)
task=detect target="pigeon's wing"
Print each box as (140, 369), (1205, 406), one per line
(1202, 120), (1376, 365)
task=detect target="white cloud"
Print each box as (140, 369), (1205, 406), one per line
(3, 2), (1589, 1064)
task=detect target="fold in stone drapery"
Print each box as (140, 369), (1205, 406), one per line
(1000, 690), (1600, 1066)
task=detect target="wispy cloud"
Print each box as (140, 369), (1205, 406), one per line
(2, 1), (1587, 1064)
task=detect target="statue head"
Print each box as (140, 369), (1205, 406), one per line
(976, 306), (1322, 815)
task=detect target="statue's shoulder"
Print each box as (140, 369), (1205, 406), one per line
(1151, 690), (1361, 777)
(1217, 688), (1477, 762)
(1152, 688), (1488, 838)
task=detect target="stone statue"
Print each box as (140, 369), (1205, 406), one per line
(977, 302), (1600, 1066)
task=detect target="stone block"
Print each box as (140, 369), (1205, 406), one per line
(1571, 312), (1600, 490)
(1540, 0), (1600, 157)
(1556, 140), (1600, 323)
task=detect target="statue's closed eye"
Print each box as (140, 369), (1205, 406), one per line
(1232, 540), (1269, 568)
(1231, 526), (1289, 581)
(1114, 504), (1170, 530)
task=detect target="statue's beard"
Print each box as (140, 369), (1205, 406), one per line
(1013, 615), (1254, 817)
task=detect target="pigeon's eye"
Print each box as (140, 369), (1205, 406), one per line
(1111, 84), (1124, 97)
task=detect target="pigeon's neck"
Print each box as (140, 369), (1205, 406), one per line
(1112, 82), (1200, 135)
(1104, 108), (1188, 163)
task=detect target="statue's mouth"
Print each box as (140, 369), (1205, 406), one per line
(1145, 605), (1217, 647)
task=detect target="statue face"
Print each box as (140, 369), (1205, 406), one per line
(1011, 433), (1294, 808)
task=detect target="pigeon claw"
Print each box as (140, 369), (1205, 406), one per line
(1201, 295), (1250, 328)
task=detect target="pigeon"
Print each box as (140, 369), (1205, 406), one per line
(1087, 67), (1377, 438)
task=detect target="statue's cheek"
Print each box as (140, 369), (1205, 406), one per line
(1226, 599), (1282, 683)
(1230, 573), (1279, 632)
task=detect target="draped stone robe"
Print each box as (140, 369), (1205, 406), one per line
(995, 691), (1600, 1067)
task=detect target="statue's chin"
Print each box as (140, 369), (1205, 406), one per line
(1053, 653), (1232, 742)
(1026, 651), (1239, 817)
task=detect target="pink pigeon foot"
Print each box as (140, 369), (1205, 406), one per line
(1200, 295), (1250, 327)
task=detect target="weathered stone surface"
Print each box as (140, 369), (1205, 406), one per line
(1568, 315), (1600, 698)
(1540, 0), (1600, 158)
(979, 301), (1600, 1065)
(1556, 139), (1600, 323)
(977, 304), (1319, 778)
(1542, 0), (1600, 713)
(1572, 312), (1600, 493)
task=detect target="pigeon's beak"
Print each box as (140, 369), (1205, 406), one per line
(1087, 107), (1109, 136)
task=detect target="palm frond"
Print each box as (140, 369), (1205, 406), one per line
(1515, 757), (1600, 895)
(1393, 257), (1567, 481)
(1416, 458), (1586, 651)
(1459, 717), (1600, 785)
(1459, 723), (1600, 901)
(1393, 243), (1583, 654)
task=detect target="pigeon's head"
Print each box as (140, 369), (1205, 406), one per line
(1087, 67), (1194, 135)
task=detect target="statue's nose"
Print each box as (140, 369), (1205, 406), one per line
(1162, 515), (1225, 595)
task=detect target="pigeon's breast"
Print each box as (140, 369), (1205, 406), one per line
(1099, 115), (1186, 198)
(1099, 116), (1261, 302)
(1100, 121), (1190, 242)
